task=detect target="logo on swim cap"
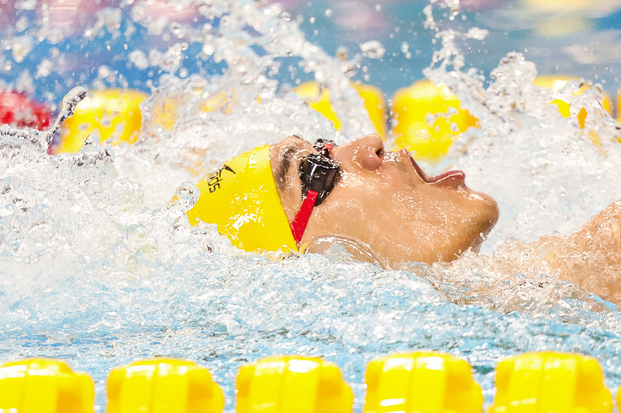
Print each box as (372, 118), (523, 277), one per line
(207, 164), (236, 193)
(186, 145), (297, 254)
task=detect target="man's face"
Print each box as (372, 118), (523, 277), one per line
(270, 134), (499, 267)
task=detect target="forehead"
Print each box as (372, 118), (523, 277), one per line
(277, 135), (314, 153)
(272, 136), (315, 166)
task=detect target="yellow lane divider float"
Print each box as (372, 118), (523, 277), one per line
(52, 76), (613, 160)
(293, 81), (387, 140)
(390, 76), (615, 162)
(145, 80), (387, 140)
(364, 352), (483, 413)
(390, 80), (479, 162)
(52, 89), (148, 154)
(52, 81), (387, 156)
(0, 351), (616, 412)
(237, 355), (352, 412)
(533, 75), (613, 128)
(107, 358), (224, 413)
(534, 76), (616, 155)
(0, 358), (94, 413)
(364, 352), (482, 413)
(490, 352), (612, 413)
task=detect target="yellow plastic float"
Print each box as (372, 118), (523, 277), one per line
(533, 75), (614, 128)
(0, 352), (617, 411)
(390, 80), (479, 162)
(54, 81), (386, 155)
(490, 352), (612, 413)
(54, 88), (148, 154)
(148, 89), (239, 134)
(148, 80), (387, 141)
(236, 355), (353, 413)
(293, 81), (387, 140)
(364, 352), (483, 413)
(391, 76), (615, 162)
(0, 358), (94, 413)
(107, 358), (224, 413)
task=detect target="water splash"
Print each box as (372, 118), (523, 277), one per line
(2, 1), (621, 411)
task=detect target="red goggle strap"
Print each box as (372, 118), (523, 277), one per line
(290, 142), (335, 245)
(290, 189), (318, 244)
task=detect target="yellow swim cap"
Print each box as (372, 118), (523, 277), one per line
(187, 145), (298, 254)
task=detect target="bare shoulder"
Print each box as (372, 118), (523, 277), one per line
(575, 200), (621, 260)
(542, 200), (621, 302)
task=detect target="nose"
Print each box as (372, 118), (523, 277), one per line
(332, 133), (385, 171)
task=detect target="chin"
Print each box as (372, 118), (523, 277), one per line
(470, 192), (500, 233)
(467, 232), (486, 254)
(450, 203), (498, 258)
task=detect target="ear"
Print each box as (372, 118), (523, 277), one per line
(299, 235), (387, 268)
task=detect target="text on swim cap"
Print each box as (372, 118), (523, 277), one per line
(208, 164), (236, 193)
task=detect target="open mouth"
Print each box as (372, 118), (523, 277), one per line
(403, 150), (466, 185)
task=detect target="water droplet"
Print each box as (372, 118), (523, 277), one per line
(360, 40), (385, 59)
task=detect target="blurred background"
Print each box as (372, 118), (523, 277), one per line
(281, 0), (621, 103)
(2, 0), (621, 112)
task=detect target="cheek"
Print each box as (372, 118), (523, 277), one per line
(312, 179), (379, 222)
(337, 169), (393, 191)
(318, 176), (400, 224)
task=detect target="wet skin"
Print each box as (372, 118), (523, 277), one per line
(270, 134), (499, 268)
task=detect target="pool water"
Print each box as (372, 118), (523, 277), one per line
(2, 0), (621, 411)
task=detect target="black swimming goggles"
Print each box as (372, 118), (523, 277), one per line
(290, 139), (340, 244)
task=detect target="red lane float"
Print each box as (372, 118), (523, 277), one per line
(0, 92), (52, 131)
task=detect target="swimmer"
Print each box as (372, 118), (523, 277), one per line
(269, 134), (498, 266)
(186, 134), (621, 302)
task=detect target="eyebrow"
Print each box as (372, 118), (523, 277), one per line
(273, 135), (310, 193)
(274, 145), (299, 193)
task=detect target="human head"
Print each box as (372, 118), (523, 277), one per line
(185, 145), (297, 253)
(270, 134), (499, 267)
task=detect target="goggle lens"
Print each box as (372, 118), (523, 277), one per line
(290, 139), (340, 244)
(299, 139), (340, 206)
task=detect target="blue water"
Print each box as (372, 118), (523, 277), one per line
(4, 257), (621, 410)
(2, 1), (621, 412)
